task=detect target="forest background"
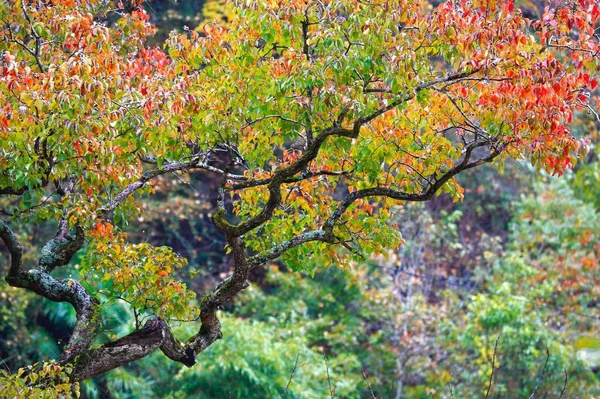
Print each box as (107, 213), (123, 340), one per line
(0, 0), (599, 398)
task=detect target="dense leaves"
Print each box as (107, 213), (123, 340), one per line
(1, 0), (600, 395)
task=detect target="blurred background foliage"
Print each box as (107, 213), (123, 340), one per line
(1, 0), (600, 397)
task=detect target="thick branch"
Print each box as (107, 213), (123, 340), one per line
(72, 318), (165, 381)
(159, 321), (196, 366)
(39, 219), (84, 272)
(6, 269), (99, 363)
(225, 127), (356, 237)
(245, 142), (505, 270)
(0, 219), (23, 278)
(187, 236), (250, 355)
(71, 317), (195, 382)
(2, 218), (99, 363)
(220, 71), (482, 238)
(72, 233), (256, 382)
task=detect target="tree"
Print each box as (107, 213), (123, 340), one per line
(0, 0), (598, 388)
(436, 177), (600, 398)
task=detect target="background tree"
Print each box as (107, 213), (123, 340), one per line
(1, 0), (599, 394)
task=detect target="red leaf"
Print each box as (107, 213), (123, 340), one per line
(592, 80), (598, 90)
(553, 82), (561, 93)
(508, 1), (514, 12)
(582, 73), (590, 84)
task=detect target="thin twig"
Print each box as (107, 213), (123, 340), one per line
(586, 104), (600, 123)
(557, 368), (568, 399)
(281, 354), (300, 398)
(325, 356), (335, 399)
(0, 355), (12, 373)
(170, 171), (202, 196)
(484, 335), (501, 399)
(447, 372), (455, 399)
(362, 368), (377, 399)
(528, 346), (550, 399)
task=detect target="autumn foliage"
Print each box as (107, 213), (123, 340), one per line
(0, 0), (599, 388)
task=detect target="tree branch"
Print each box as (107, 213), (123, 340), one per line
(242, 114), (304, 130)
(247, 230), (330, 267)
(357, 70), (481, 127)
(243, 141), (505, 270)
(187, 236), (249, 354)
(219, 70), (483, 238)
(2, 218), (99, 365)
(71, 317), (194, 382)
(484, 335), (501, 399)
(5, 268), (99, 364)
(558, 369), (568, 399)
(528, 346), (550, 399)
(228, 169), (351, 191)
(38, 219), (84, 273)
(224, 127), (357, 237)
(324, 140), (503, 233)
(97, 156), (234, 217)
(0, 219), (23, 279)
(139, 155), (246, 180)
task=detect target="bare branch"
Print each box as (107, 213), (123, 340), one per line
(7, 267), (99, 364)
(484, 335), (501, 399)
(325, 356), (335, 399)
(248, 230), (330, 268)
(557, 368), (568, 399)
(362, 368), (377, 399)
(357, 69), (481, 127)
(139, 155), (246, 180)
(187, 236), (250, 357)
(225, 126), (357, 237)
(242, 114), (304, 130)
(528, 346), (550, 399)
(19, 1), (45, 73)
(281, 354), (301, 398)
(324, 140), (504, 234)
(98, 157), (216, 217)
